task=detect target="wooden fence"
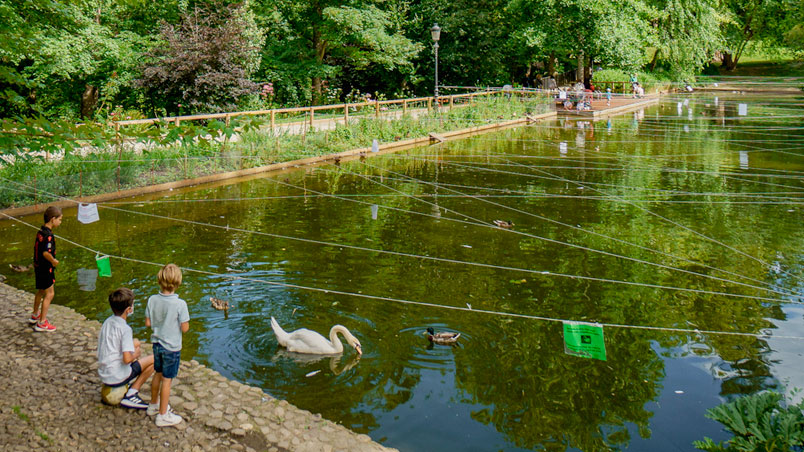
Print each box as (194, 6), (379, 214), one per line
(113, 90), (530, 130)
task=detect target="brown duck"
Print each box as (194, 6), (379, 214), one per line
(210, 297), (230, 311)
(10, 264), (33, 272)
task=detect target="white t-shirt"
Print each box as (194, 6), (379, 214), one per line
(97, 315), (135, 385)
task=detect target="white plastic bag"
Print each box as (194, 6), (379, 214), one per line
(77, 203), (99, 224)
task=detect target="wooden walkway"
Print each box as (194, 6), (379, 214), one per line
(557, 95), (660, 118)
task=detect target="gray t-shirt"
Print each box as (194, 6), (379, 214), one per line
(97, 315), (135, 385)
(145, 293), (190, 352)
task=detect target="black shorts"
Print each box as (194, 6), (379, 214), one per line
(107, 361), (143, 388)
(35, 266), (55, 290)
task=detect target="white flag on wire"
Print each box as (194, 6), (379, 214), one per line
(77, 203), (100, 224)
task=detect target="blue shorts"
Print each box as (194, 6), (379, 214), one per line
(153, 343), (181, 379)
(108, 361), (142, 388)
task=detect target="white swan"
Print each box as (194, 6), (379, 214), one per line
(270, 317), (362, 355)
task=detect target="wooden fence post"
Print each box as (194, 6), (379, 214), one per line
(449, 96), (454, 110)
(375, 101), (380, 119)
(309, 107), (314, 128)
(270, 111), (275, 131)
(115, 123), (121, 191)
(403, 99), (408, 115)
(428, 98), (432, 111)
(344, 104), (349, 125)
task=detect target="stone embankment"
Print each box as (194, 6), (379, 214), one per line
(0, 283), (395, 452)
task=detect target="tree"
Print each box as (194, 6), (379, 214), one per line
(256, 0), (421, 104)
(719, 0), (790, 71)
(0, 0), (80, 116)
(137, 1), (264, 114)
(647, 0), (722, 76)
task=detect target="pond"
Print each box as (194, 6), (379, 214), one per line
(1, 91), (803, 451)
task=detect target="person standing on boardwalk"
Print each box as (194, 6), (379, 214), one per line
(98, 287), (156, 409)
(30, 206), (62, 332)
(145, 264), (190, 427)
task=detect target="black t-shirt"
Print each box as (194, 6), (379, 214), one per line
(34, 226), (56, 271)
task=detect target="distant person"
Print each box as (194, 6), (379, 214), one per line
(606, 88), (612, 106)
(31, 206), (62, 332)
(145, 264), (190, 427)
(630, 73), (638, 84)
(98, 287), (156, 410)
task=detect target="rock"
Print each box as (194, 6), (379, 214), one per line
(100, 384), (128, 406)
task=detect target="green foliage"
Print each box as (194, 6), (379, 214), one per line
(693, 392), (804, 452)
(137, 1), (264, 115)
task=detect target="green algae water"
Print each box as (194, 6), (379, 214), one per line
(2, 91), (804, 451)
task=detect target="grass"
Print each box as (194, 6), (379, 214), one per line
(12, 405), (28, 422)
(0, 94), (552, 209)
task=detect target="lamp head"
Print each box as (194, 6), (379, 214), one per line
(431, 23), (441, 42)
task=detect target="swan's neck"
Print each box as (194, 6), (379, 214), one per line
(328, 325), (351, 353)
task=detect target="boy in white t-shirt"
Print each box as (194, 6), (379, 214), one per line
(97, 287), (156, 409)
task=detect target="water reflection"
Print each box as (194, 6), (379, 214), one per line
(0, 93), (802, 451)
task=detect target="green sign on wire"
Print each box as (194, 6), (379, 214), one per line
(563, 321), (607, 361)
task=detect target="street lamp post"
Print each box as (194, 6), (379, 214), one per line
(431, 23), (441, 106)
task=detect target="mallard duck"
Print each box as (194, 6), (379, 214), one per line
(493, 220), (514, 229)
(10, 264), (33, 272)
(271, 317), (362, 355)
(426, 327), (461, 344)
(0, 274), (6, 283)
(210, 297), (230, 311)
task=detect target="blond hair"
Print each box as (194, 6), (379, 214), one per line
(157, 264), (182, 292)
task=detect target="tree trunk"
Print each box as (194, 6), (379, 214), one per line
(722, 52), (735, 70)
(584, 55), (592, 82)
(80, 84), (98, 119)
(576, 51), (584, 83)
(547, 53), (556, 76)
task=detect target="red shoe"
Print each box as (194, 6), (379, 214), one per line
(34, 320), (56, 332)
(28, 313), (40, 324)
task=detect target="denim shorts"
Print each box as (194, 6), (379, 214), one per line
(108, 361), (142, 388)
(153, 343), (181, 379)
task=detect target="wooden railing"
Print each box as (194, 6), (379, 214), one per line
(113, 91), (517, 129)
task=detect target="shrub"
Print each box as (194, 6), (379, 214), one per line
(693, 392), (804, 452)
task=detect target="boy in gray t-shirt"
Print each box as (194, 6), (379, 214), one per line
(145, 264), (190, 427)
(97, 287), (155, 409)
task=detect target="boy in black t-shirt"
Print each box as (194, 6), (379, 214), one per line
(31, 206), (62, 332)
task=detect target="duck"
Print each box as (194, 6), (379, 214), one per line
(9, 264), (33, 272)
(210, 297), (230, 311)
(426, 327), (461, 344)
(271, 316), (362, 355)
(0, 274), (6, 283)
(493, 220), (514, 229)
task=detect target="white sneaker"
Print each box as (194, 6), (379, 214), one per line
(155, 411), (183, 427)
(146, 403), (171, 416)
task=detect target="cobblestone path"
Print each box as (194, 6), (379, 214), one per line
(0, 283), (395, 452)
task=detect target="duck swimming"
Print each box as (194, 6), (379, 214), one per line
(9, 264), (33, 272)
(493, 220), (514, 229)
(210, 297), (230, 311)
(426, 327), (461, 344)
(271, 317), (362, 355)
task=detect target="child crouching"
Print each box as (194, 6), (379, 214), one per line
(97, 288), (155, 409)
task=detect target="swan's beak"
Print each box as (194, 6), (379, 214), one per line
(354, 344), (362, 355)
